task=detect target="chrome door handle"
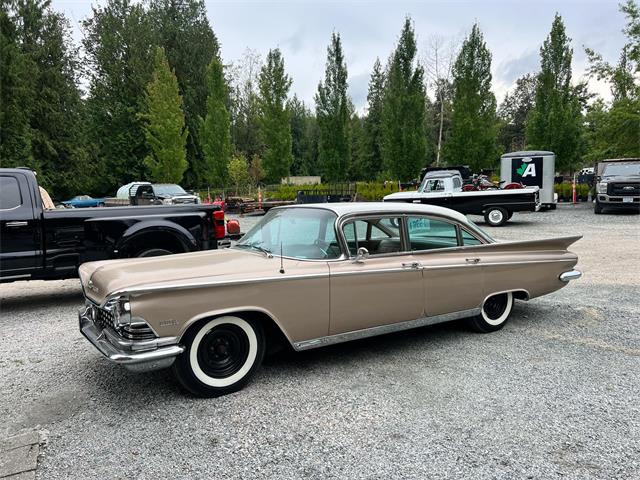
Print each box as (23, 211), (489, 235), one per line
(465, 258), (481, 264)
(402, 262), (421, 269)
(5, 221), (28, 227)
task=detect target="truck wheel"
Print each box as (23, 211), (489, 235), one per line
(594, 201), (603, 214)
(468, 292), (514, 333)
(137, 248), (172, 257)
(173, 316), (265, 397)
(484, 207), (508, 227)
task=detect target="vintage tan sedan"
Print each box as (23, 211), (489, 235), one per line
(79, 203), (581, 396)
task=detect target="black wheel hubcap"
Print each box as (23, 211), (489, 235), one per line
(197, 324), (250, 378)
(484, 293), (509, 320)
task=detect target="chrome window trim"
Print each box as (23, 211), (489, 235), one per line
(293, 307), (481, 351)
(338, 214), (406, 258)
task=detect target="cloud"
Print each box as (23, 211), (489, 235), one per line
(496, 49), (540, 86)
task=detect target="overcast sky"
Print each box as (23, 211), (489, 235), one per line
(54, 0), (627, 111)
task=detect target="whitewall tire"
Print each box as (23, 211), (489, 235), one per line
(173, 315), (265, 397)
(469, 292), (514, 333)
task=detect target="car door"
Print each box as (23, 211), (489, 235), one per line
(406, 216), (485, 317)
(328, 215), (424, 335)
(0, 173), (40, 276)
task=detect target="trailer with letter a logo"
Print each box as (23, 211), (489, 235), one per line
(500, 150), (557, 209)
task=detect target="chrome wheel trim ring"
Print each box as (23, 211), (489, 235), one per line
(488, 209), (504, 225)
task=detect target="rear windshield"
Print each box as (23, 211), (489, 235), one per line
(602, 163), (640, 177)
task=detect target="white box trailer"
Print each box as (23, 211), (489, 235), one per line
(500, 150), (557, 208)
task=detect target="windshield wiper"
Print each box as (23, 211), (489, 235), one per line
(235, 242), (273, 257)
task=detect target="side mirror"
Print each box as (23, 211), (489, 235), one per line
(353, 247), (369, 263)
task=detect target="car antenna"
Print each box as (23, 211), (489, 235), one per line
(279, 242), (285, 274)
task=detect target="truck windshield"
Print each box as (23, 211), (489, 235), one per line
(153, 184), (187, 195)
(235, 208), (340, 260)
(602, 164), (640, 177)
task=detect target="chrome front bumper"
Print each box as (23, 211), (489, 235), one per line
(79, 307), (184, 372)
(559, 270), (582, 282)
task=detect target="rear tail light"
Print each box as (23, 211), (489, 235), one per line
(213, 210), (226, 239)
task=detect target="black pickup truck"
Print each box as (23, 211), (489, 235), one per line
(0, 168), (233, 283)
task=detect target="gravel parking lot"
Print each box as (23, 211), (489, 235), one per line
(1, 203), (638, 479)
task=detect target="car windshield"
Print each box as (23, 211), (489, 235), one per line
(153, 184), (187, 195)
(235, 208), (341, 260)
(602, 163), (640, 176)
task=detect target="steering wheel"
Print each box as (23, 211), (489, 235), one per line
(314, 239), (330, 257)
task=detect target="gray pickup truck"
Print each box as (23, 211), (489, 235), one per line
(594, 158), (640, 214)
(0, 168), (236, 283)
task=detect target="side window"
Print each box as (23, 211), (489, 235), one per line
(0, 176), (22, 210)
(407, 217), (458, 250)
(453, 177), (462, 189)
(342, 217), (402, 256)
(461, 229), (483, 246)
(425, 179), (445, 192)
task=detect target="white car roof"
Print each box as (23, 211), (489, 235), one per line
(284, 202), (470, 224)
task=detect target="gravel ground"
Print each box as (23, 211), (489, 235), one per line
(0, 203), (638, 479)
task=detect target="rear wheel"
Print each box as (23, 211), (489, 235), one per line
(484, 207), (509, 227)
(173, 316), (265, 397)
(468, 292), (514, 333)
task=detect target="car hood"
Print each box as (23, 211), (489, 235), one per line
(383, 191), (418, 200)
(79, 248), (280, 304)
(601, 175), (640, 183)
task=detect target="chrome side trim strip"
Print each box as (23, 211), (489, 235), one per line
(330, 267), (416, 277)
(559, 269), (582, 282)
(422, 258), (573, 270)
(103, 272), (331, 305)
(292, 308), (480, 351)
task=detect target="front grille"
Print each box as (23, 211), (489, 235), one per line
(608, 183), (640, 195)
(96, 307), (114, 331)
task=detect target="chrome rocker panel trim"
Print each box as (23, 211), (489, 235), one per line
(559, 269), (582, 282)
(293, 307), (480, 351)
(79, 307), (184, 372)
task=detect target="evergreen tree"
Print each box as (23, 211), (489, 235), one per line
(1, 1), (88, 198)
(83, 0), (155, 193)
(201, 57), (232, 187)
(315, 32), (351, 182)
(349, 113), (366, 180)
(258, 48), (293, 183)
(445, 23), (498, 172)
(498, 74), (537, 152)
(0, 3), (35, 170)
(527, 14), (583, 173)
(288, 95), (313, 175)
(148, 0), (219, 188)
(381, 17), (427, 181)
(362, 58), (385, 179)
(140, 47), (188, 183)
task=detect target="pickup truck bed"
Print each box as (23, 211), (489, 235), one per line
(0, 168), (233, 282)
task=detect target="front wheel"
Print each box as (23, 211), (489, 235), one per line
(468, 292), (514, 333)
(173, 316), (265, 397)
(484, 207), (509, 227)
(594, 201), (603, 214)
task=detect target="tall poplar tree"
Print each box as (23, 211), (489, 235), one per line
(201, 57), (232, 187)
(258, 48), (293, 183)
(140, 47), (188, 183)
(315, 32), (351, 182)
(363, 58), (385, 179)
(381, 17), (427, 181)
(527, 14), (583, 172)
(445, 23), (498, 172)
(148, 0), (219, 187)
